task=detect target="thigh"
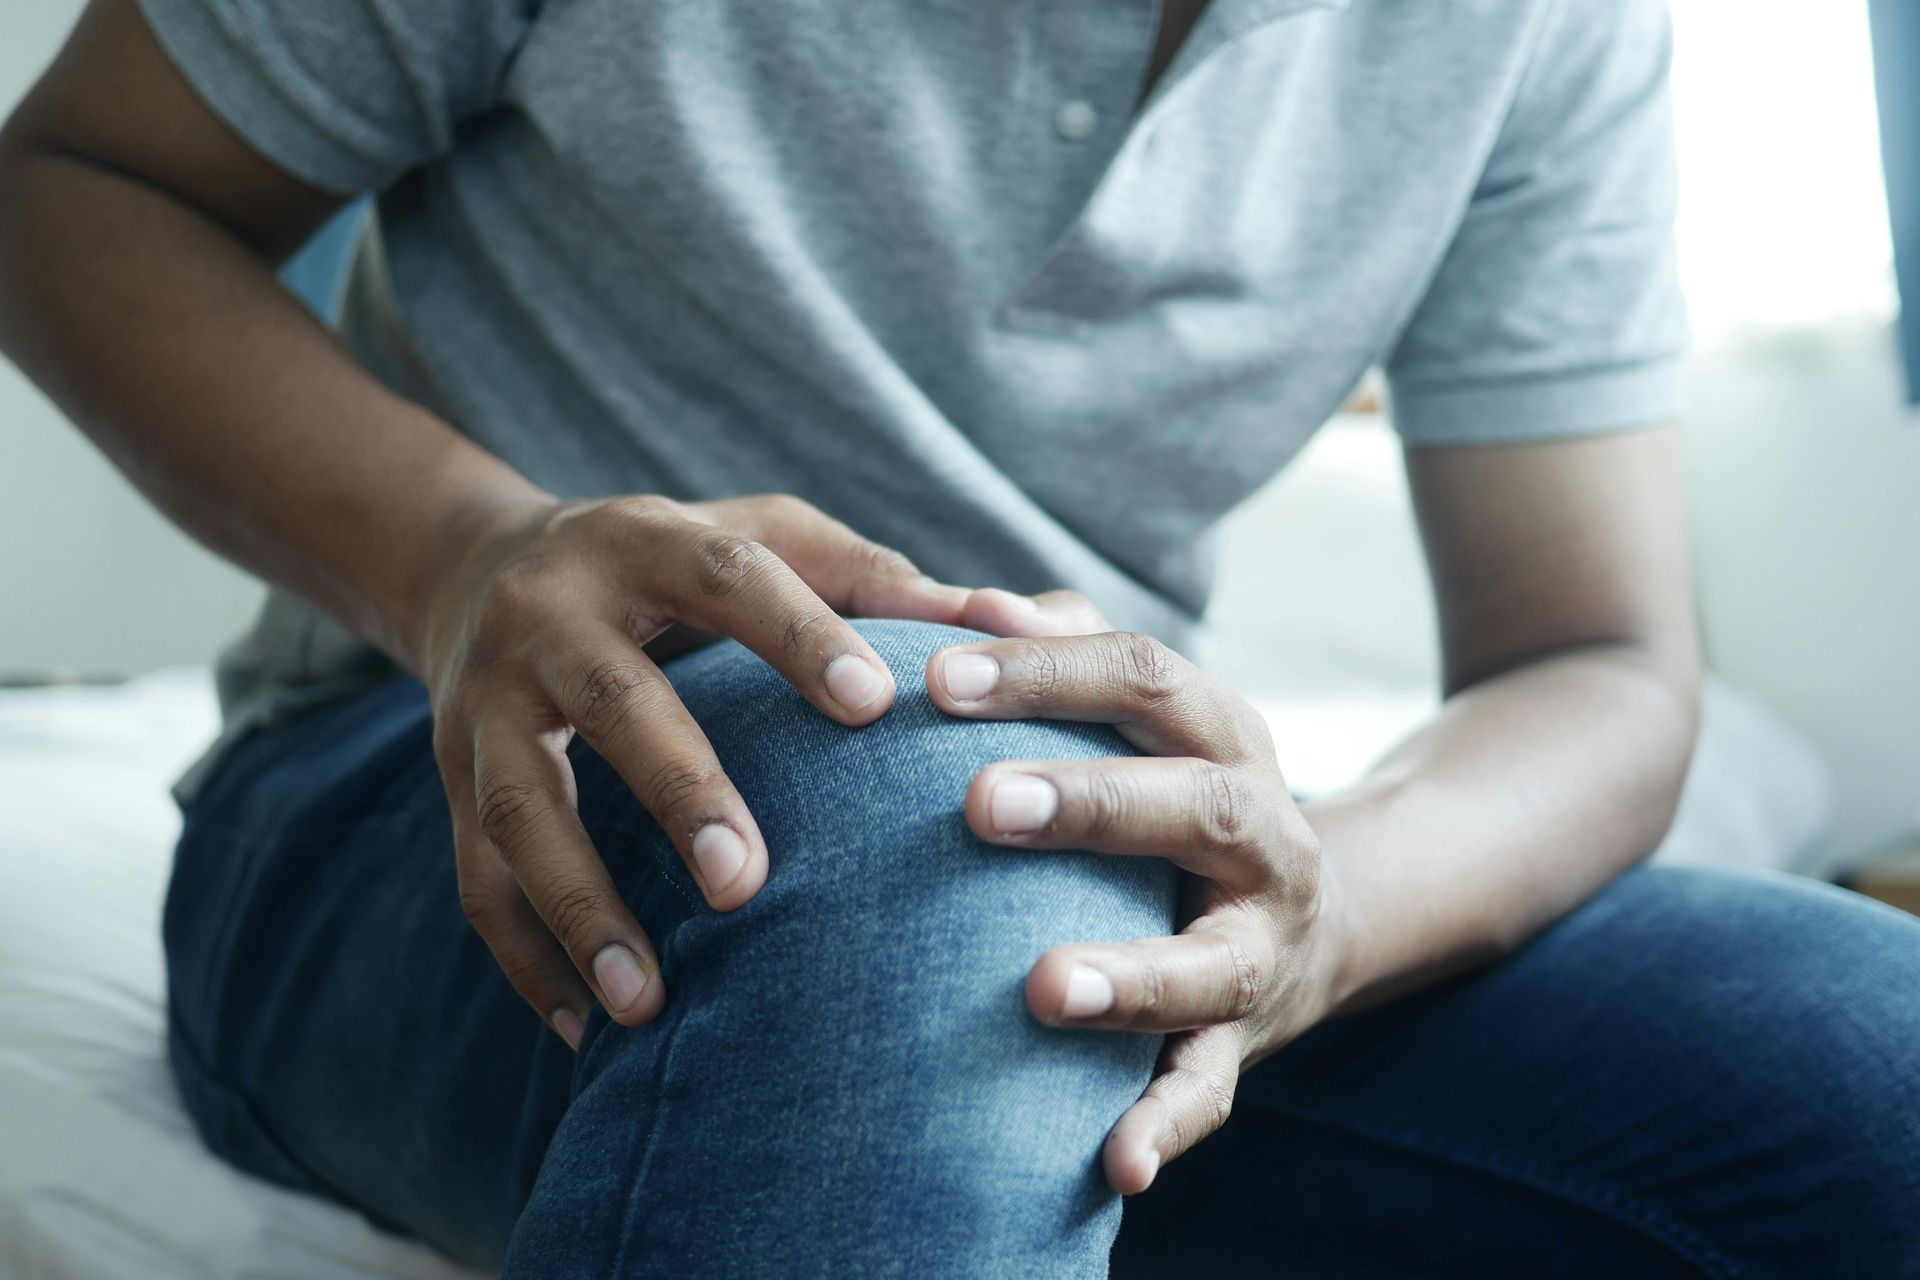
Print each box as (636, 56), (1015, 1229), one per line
(164, 674), (587, 1268)
(1112, 864), (1920, 1279)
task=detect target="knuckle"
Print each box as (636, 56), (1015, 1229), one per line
(1192, 762), (1259, 856)
(597, 493), (679, 533)
(1280, 826), (1326, 912)
(1009, 642), (1068, 705)
(1133, 957), (1171, 1018)
(1080, 769), (1134, 844)
(430, 717), (467, 772)
(779, 607), (837, 660)
(643, 757), (720, 820)
(1115, 632), (1183, 704)
(477, 560), (549, 634)
(542, 876), (608, 952)
(565, 659), (654, 737)
(475, 778), (549, 852)
(690, 533), (771, 601)
(1219, 933), (1265, 1022)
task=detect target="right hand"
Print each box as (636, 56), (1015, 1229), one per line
(415, 492), (973, 1048)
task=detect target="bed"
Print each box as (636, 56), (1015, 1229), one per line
(0, 666), (1831, 1278)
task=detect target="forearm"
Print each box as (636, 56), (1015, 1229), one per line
(1306, 641), (1702, 1015)
(0, 142), (545, 670)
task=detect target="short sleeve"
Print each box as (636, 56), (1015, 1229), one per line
(1384, 0), (1688, 446)
(136, 0), (537, 196)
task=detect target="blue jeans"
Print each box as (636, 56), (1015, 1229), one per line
(164, 621), (1920, 1277)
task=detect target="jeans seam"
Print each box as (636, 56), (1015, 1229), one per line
(604, 933), (694, 1278)
(1269, 1100), (1745, 1280)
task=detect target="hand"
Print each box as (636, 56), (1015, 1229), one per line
(927, 589), (1347, 1195)
(417, 492), (971, 1048)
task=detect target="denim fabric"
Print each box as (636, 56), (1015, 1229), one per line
(164, 620), (1920, 1278)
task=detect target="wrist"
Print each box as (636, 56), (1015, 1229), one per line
(397, 471), (558, 678)
(1301, 824), (1365, 1025)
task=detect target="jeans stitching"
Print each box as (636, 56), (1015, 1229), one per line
(1269, 1100), (1745, 1280)
(603, 930), (695, 1278)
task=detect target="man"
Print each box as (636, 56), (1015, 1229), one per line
(2, 0), (1916, 1274)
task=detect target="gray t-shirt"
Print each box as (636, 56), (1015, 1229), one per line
(139, 0), (1686, 801)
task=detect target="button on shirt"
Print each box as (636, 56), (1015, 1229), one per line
(137, 0), (1687, 799)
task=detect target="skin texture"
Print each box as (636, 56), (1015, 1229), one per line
(928, 427), (1700, 1191)
(0, 0), (1701, 1202)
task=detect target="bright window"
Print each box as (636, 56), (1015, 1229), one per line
(1670, 3), (1897, 342)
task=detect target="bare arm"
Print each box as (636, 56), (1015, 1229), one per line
(1307, 424), (1701, 1011)
(0, 0), (975, 1044)
(0, 0), (541, 665)
(925, 423), (1701, 1191)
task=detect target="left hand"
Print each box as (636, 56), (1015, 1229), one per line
(926, 589), (1348, 1195)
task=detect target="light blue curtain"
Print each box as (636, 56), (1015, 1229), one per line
(1870, 0), (1920, 403)
(278, 199), (370, 322)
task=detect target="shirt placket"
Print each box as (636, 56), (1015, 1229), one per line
(996, 0), (1350, 330)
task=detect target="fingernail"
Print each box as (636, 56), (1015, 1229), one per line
(990, 774), (1058, 834)
(1142, 1147), (1162, 1185)
(692, 823), (749, 894)
(1061, 964), (1115, 1018)
(940, 652), (999, 701)
(593, 944), (650, 1013)
(550, 1007), (585, 1051)
(825, 653), (889, 713)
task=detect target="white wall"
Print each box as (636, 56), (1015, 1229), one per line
(1667, 4), (1919, 864)
(0, 1), (264, 679)
(1683, 329), (1920, 863)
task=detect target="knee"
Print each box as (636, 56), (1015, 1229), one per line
(657, 616), (1177, 1037)
(563, 621), (1176, 1264)
(657, 616), (1179, 944)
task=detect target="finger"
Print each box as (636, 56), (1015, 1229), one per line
(1024, 920), (1268, 1032)
(460, 835), (597, 1050)
(1103, 1025), (1245, 1195)
(698, 494), (972, 622)
(436, 720), (595, 1048)
(926, 630), (1271, 761)
(961, 587), (1112, 638)
(605, 507), (902, 726)
(964, 757), (1276, 875)
(534, 624), (767, 911)
(471, 705), (666, 1027)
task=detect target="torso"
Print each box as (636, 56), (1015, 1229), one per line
(298, 0), (1590, 719)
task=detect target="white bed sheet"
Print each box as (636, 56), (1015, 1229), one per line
(0, 667), (1831, 1279)
(0, 671), (483, 1280)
